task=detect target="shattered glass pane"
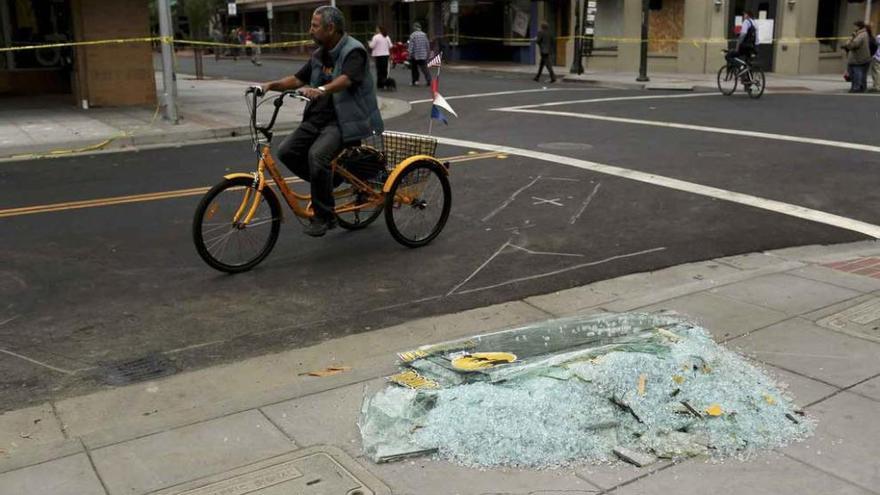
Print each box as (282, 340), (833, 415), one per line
(359, 313), (815, 468)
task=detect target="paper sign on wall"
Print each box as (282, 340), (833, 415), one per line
(755, 19), (774, 45)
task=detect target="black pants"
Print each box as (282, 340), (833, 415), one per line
(848, 63), (870, 92)
(374, 55), (389, 87)
(410, 59), (431, 85)
(535, 53), (556, 80)
(277, 122), (344, 221)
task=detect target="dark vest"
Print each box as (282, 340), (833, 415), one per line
(310, 35), (384, 142)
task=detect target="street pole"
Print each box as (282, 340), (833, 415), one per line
(570, 0), (584, 74)
(157, 0), (179, 123)
(331, 0), (336, 6)
(866, 0), (872, 24)
(636, 0), (649, 82)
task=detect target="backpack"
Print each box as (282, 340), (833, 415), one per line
(742, 20), (757, 49)
(869, 34), (879, 57)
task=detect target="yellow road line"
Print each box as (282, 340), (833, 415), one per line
(0, 153), (505, 219)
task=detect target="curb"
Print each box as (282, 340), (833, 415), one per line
(0, 97), (412, 163)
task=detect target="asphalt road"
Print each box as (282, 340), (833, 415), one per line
(1, 57), (876, 410)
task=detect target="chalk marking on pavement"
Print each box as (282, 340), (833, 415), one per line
(570, 182), (602, 225)
(434, 136), (880, 238)
(507, 244), (584, 258)
(454, 246), (668, 296)
(447, 239), (512, 296)
(499, 92), (720, 110)
(408, 87), (601, 105)
(481, 176), (542, 222)
(0, 154), (503, 219)
(494, 106), (880, 154)
(0, 315), (21, 327)
(531, 196), (564, 206)
(0, 348), (74, 375)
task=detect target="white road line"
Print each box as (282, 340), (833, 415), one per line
(408, 87), (599, 105)
(455, 247), (668, 296)
(434, 136), (880, 238)
(499, 92), (720, 110)
(0, 348), (74, 375)
(495, 107), (880, 154)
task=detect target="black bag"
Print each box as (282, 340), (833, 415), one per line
(336, 146), (387, 182)
(869, 34), (879, 57)
(381, 77), (397, 91)
(742, 22), (757, 50)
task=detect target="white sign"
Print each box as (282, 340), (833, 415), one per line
(267, 2), (273, 19)
(587, 13), (595, 21)
(450, 0), (458, 14)
(228, 2), (237, 16)
(755, 19), (774, 45)
(512, 8), (529, 37)
(588, 1), (597, 7)
(585, 27), (594, 35)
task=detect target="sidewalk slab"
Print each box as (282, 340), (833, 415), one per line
(787, 265), (880, 294)
(610, 453), (873, 495)
(638, 291), (789, 341)
(783, 392), (880, 492)
(0, 453), (105, 495)
(367, 458), (599, 495)
(710, 273), (861, 316)
(849, 377), (880, 402)
(261, 379), (386, 458)
(760, 364), (839, 407)
(729, 317), (880, 388)
(89, 410), (295, 495)
(0, 403), (83, 475)
(150, 446), (391, 495)
(54, 301), (547, 450)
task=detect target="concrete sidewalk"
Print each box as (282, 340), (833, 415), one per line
(0, 73), (411, 162)
(2, 240), (879, 495)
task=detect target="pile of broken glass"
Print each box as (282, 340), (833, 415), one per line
(359, 312), (814, 468)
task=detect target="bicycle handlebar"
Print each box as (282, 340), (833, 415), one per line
(246, 87), (311, 141)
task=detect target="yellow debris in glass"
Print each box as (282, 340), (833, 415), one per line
(389, 370), (439, 389)
(451, 352), (517, 371)
(637, 374), (647, 396)
(764, 394), (776, 405)
(672, 375), (685, 384)
(705, 404), (724, 417)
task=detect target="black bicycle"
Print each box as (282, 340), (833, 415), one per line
(717, 50), (765, 99)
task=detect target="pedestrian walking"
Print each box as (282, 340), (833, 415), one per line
(250, 27), (264, 66)
(870, 28), (880, 92)
(407, 22), (432, 86)
(533, 21), (556, 83)
(842, 21), (872, 93)
(211, 27), (224, 61)
(369, 26), (392, 88)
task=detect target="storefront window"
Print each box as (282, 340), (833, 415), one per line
(6, 0), (72, 70)
(816, 0), (842, 53)
(592, 0), (623, 52)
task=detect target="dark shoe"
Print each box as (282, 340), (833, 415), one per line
(303, 217), (337, 237)
(533, 76), (540, 82)
(549, 78), (557, 83)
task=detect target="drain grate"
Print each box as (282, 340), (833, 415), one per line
(97, 352), (177, 385)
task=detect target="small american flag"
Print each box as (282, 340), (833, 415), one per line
(427, 52), (442, 68)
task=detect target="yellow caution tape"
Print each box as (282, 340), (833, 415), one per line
(0, 36), (167, 53)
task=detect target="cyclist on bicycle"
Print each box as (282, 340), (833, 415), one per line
(260, 6), (384, 237)
(727, 10), (759, 83)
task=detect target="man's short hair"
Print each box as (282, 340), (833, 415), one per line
(413, 22), (422, 31)
(743, 10), (754, 17)
(314, 6), (345, 33)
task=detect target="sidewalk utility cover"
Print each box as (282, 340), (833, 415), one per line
(359, 313), (814, 468)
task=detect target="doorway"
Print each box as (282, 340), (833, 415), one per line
(728, 0), (777, 71)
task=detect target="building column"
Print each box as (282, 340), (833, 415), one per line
(617, 0), (642, 71)
(678, 0), (726, 73)
(774, 0), (819, 74)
